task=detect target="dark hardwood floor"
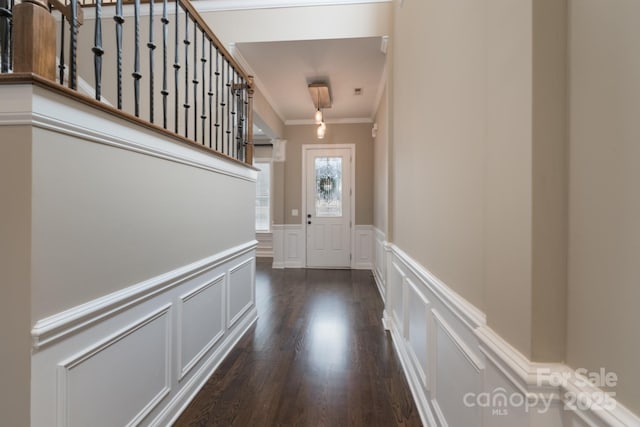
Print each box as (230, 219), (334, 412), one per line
(174, 259), (422, 427)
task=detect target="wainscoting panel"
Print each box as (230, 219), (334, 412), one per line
(271, 224), (305, 268)
(353, 225), (373, 270)
(30, 241), (258, 427)
(177, 274), (225, 380)
(227, 258), (256, 328)
(384, 243), (640, 427)
(372, 227), (387, 301)
(57, 305), (171, 427)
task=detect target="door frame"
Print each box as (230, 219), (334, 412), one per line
(301, 144), (356, 268)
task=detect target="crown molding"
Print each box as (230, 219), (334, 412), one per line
(193, 0), (391, 13)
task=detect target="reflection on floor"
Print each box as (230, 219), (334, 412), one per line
(174, 259), (422, 426)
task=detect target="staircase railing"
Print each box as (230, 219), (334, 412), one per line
(0, 0), (254, 164)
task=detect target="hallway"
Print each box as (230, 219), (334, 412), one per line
(174, 260), (422, 426)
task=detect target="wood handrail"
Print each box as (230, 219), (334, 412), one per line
(0, 73), (258, 170)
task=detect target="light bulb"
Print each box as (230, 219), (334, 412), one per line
(314, 109), (323, 124)
(317, 123), (326, 139)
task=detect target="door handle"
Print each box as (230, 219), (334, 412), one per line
(307, 214), (312, 218)
(307, 220), (312, 225)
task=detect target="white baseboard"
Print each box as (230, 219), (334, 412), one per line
(385, 243), (640, 427)
(30, 243), (258, 426)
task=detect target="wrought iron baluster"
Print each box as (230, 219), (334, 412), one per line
(200, 31), (206, 145)
(208, 41), (213, 149)
(58, 11), (65, 84)
(8, 0), (11, 70)
(231, 69), (237, 158)
(226, 61), (231, 155)
(114, 0), (124, 109)
(0, 0), (11, 73)
(192, 23), (198, 142)
(161, 0), (168, 129)
(147, 0), (156, 123)
(173, 0), (179, 133)
(92, 0), (104, 100)
(215, 49), (220, 151)
(132, 0), (141, 117)
(183, 11), (190, 138)
(69, 0), (78, 90)
(220, 53), (225, 154)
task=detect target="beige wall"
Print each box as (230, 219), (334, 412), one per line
(567, 0), (640, 413)
(373, 85), (388, 233)
(392, 0), (486, 310)
(0, 126), (32, 427)
(30, 126), (255, 320)
(392, 0), (568, 360)
(282, 123), (373, 225)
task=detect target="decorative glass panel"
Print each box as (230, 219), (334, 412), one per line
(315, 157), (342, 217)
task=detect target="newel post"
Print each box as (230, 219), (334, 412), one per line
(246, 75), (255, 166)
(13, 0), (56, 79)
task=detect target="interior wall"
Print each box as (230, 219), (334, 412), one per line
(483, 0), (534, 358)
(30, 126), (256, 320)
(373, 85), (388, 234)
(0, 126), (32, 427)
(567, 0), (640, 414)
(282, 123), (373, 225)
(392, 0), (486, 310)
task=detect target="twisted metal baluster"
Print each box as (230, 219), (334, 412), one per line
(132, 0), (141, 117)
(92, 0), (104, 100)
(214, 49), (220, 151)
(225, 60), (233, 155)
(161, 0), (168, 128)
(114, 0), (124, 109)
(183, 11), (190, 138)
(58, 11), (65, 84)
(192, 23), (198, 142)
(220, 53), (225, 154)
(173, 0), (179, 133)
(207, 41), (213, 148)
(69, 0), (78, 90)
(200, 31), (206, 145)
(147, 0), (156, 123)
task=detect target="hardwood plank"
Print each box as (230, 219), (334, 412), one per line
(174, 260), (422, 427)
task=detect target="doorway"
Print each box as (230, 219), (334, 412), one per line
(303, 145), (355, 268)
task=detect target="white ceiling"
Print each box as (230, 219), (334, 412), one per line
(236, 36), (387, 125)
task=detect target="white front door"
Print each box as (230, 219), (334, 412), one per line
(304, 147), (352, 268)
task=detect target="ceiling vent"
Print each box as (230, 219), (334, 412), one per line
(354, 88), (363, 96)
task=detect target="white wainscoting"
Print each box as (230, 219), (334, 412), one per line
(256, 232), (273, 258)
(30, 241), (258, 427)
(372, 227), (387, 302)
(271, 224), (305, 268)
(273, 224), (375, 269)
(353, 225), (374, 270)
(384, 244), (640, 427)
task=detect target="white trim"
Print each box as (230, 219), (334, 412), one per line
(389, 243), (486, 330)
(153, 306), (258, 426)
(386, 244), (640, 426)
(271, 224), (305, 268)
(0, 85), (256, 183)
(226, 258), (256, 328)
(57, 304), (172, 427)
(31, 240), (257, 349)
(353, 225), (373, 270)
(285, 117), (374, 126)
(177, 274), (226, 381)
(372, 59), (388, 121)
(302, 144), (356, 269)
(194, 0), (391, 13)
